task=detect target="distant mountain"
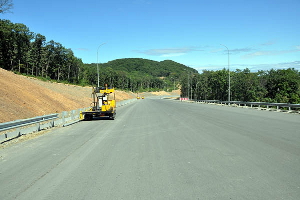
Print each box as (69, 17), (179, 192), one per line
(84, 58), (198, 92)
(93, 58), (198, 78)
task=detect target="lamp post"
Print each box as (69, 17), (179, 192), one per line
(183, 69), (189, 99)
(220, 44), (230, 102)
(188, 72), (190, 99)
(97, 43), (106, 87)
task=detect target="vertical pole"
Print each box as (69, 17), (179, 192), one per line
(190, 72), (193, 100)
(220, 44), (230, 102)
(97, 43), (106, 88)
(228, 48), (230, 102)
(188, 72), (190, 99)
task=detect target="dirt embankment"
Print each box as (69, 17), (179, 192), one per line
(0, 68), (136, 123)
(0, 68), (180, 123)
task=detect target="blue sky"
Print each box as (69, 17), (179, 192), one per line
(3, 0), (300, 72)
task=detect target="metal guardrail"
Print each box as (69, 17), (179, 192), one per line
(0, 99), (137, 143)
(0, 114), (58, 132)
(194, 100), (300, 110)
(117, 98), (137, 107)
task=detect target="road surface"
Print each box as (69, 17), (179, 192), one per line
(1, 98), (300, 199)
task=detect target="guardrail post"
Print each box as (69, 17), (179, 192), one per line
(51, 118), (55, 127)
(62, 111), (67, 125)
(37, 122), (41, 132)
(17, 128), (21, 137)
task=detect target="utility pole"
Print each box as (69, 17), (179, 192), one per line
(220, 44), (230, 102)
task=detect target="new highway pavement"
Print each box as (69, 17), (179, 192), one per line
(0, 98), (299, 199)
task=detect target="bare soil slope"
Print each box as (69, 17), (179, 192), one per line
(0, 68), (136, 123)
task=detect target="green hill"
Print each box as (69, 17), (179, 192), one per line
(0, 19), (197, 92)
(83, 58), (198, 92)
(101, 58), (197, 77)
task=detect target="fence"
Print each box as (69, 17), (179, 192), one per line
(0, 98), (137, 143)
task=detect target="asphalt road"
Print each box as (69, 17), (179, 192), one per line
(0, 98), (300, 200)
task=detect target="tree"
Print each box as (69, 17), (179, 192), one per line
(0, 19), (13, 69)
(13, 23), (33, 71)
(0, 0), (13, 14)
(231, 68), (267, 102)
(265, 68), (300, 103)
(0, 20), (33, 71)
(29, 33), (47, 76)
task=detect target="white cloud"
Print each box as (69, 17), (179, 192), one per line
(229, 48), (254, 54)
(261, 40), (276, 46)
(242, 48), (300, 59)
(160, 53), (186, 57)
(246, 61), (300, 71)
(136, 47), (201, 57)
(210, 48), (223, 53)
(244, 51), (272, 58)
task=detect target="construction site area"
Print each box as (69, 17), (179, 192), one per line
(0, 68), (179, 123)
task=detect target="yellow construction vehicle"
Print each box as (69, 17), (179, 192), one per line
(80, 84), (116, 120)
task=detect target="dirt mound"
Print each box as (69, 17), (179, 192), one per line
(0, 68), (136, 123)
(150, 90), (180, 96)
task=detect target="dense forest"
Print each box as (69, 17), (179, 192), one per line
(181, 68), (300, 104)
(1, 19), (300, 103)
(0, 19), (195, 92)
(0, 19), (84, 83)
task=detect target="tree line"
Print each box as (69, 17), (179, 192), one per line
(2, 19), (299, 103)
(0, 19), (195, 92)
(180, 68), (300, 104)
(0, 19), (84, 83)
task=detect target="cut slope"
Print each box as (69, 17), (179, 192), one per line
(0, 68), (136, 123)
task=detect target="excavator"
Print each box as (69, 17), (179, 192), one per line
(80, 84), (116, 120)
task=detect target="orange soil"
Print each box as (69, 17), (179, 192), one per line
(0, 68), (180, 123)
(0, 68), (136, 123)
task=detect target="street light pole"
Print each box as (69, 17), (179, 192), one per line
(187, 72), (190, 99)
(220, 44), (230, 102)
(190, 72), (193, 100)
(97, 43), (106, 88)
